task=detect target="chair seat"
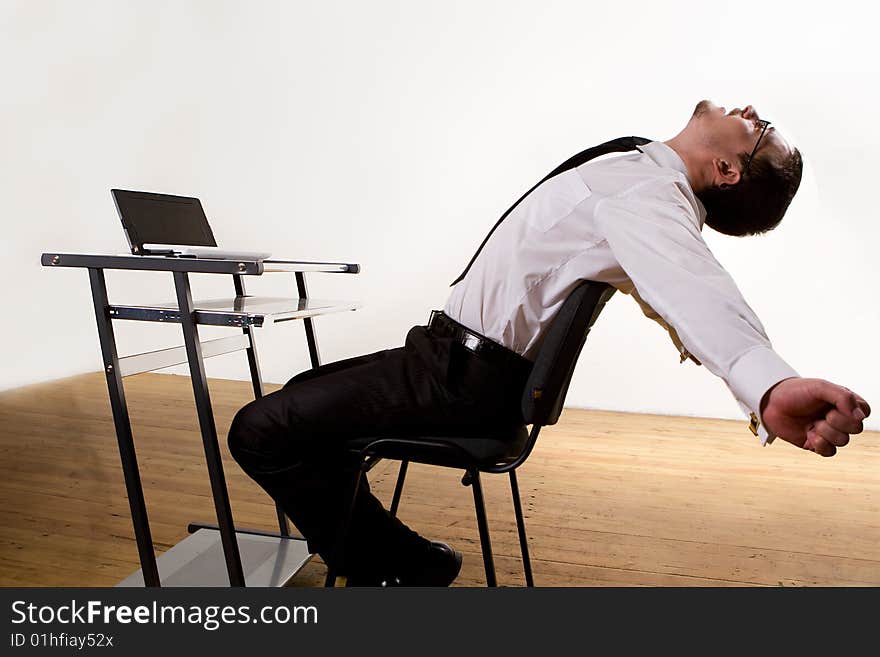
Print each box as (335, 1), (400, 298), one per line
(347, 424), (529, 469)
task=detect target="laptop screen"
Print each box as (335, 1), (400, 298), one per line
(112, 189), (218, 253)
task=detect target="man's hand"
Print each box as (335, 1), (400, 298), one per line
(760, 377), (871, 457)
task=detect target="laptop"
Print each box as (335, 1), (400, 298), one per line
(111, 189), (272, 260)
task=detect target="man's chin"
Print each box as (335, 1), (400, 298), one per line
(693, 99), (714, 117)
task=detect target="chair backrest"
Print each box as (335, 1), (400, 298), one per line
(520, 280), (616, 426)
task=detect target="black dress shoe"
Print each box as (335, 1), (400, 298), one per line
(346, 541), (463, 587)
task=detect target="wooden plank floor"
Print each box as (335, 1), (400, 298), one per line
(1, 371), (877, 587)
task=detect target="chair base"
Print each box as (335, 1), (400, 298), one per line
(325, 449), (535, 587)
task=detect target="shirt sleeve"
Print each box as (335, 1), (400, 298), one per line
(593, 184), (799, 445)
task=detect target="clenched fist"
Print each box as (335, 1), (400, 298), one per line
(760, 377), (872, 457)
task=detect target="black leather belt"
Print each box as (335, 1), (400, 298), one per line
(427, 310), (532, 374)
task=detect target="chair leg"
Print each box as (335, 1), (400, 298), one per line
(509, 470), (534, 587)
(469, 469), (497, 587)
(324, 465), (365, 587)
(389, 460), (409, 518)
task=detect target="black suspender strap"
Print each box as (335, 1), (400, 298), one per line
(449, 135), (653, 286)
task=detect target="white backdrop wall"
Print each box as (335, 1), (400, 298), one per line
(3, 0), (878, 431)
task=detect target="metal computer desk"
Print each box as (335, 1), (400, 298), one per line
(41, 252), (360, 587)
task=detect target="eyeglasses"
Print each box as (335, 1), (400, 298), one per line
(743, 119), (771, 175)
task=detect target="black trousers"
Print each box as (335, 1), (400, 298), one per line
(227, 321), (531, 574)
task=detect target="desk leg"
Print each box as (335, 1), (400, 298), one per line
(173, 271), (246, 587)
(295, 272), (322, 369)
(87, 268), (161, 587)
(233, 274), (291, 538)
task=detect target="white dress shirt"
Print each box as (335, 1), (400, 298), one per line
(443, 140), (799, 445)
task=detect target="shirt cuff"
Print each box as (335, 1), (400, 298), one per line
(727, 346), (800, 446)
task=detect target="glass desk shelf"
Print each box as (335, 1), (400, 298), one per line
(42, 252), (360, 275)
(109, 295), (360, 328)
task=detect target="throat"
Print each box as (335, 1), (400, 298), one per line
(662, 138), (705, 192)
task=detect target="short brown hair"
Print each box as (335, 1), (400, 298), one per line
(697, 147), (803, 236)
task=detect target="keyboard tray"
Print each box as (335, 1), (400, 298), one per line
(108, 296), (360, 328)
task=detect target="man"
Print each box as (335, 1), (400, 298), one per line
(227, 100), (871, 586)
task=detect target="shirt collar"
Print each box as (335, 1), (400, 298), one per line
(636, 141), (707, 228)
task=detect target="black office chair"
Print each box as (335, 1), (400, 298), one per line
(324, 280), (617, 587)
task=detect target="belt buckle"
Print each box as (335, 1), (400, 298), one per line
(461, 332), (481, 352)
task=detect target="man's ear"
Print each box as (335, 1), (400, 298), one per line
(713, 157), (741, 187)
